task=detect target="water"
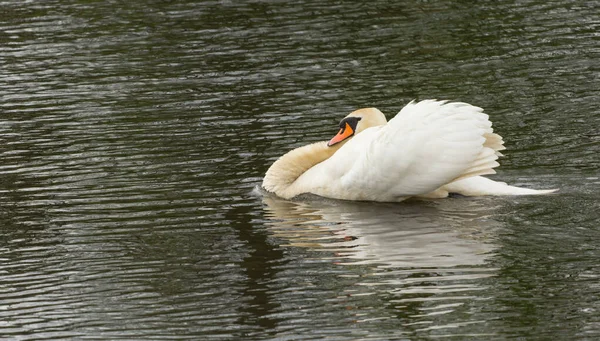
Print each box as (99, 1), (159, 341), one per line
(0, 0), (599, 339)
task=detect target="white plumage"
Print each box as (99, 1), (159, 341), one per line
(262, 100), (556, 202)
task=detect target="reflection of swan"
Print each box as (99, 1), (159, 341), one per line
(263, 100), (556, 201)
(261, 192), (501, 268)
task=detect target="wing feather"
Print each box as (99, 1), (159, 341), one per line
(341, 100), (504, 199)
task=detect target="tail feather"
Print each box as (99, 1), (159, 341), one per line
(442, 176), (558, 196)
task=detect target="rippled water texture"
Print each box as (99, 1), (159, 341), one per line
(1, 1), (599, 340)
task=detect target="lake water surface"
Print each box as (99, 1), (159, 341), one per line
(1, 0), (599, 340)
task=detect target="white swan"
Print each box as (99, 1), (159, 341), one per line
(262, 100), (556, 202)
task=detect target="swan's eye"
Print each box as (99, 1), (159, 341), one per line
(340, 117), (362, 130)
(339, 116), (361, 128)
(328, 116), (363, 147)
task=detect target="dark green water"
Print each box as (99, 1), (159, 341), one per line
(1, 1), (599, 340)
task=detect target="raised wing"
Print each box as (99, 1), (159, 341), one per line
(341, 100), (504, 200)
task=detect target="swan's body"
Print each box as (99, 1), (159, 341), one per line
(262, 100), (556, 202)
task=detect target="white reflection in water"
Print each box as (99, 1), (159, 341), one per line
(261, 191), (504, 331)
(262, 192), (501, 269)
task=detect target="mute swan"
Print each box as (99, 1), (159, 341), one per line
(262, 100), (557, 202)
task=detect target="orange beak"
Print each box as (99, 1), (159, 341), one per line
(327, 122), (354, 147)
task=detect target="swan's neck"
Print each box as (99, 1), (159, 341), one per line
(262, 141), (339, 199)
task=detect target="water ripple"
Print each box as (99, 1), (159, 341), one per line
(1, 0), (599, 339)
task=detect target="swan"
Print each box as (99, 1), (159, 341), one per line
(262, 100), (557, 202)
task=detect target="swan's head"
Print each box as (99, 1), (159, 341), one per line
(327, 108), (387, 147)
